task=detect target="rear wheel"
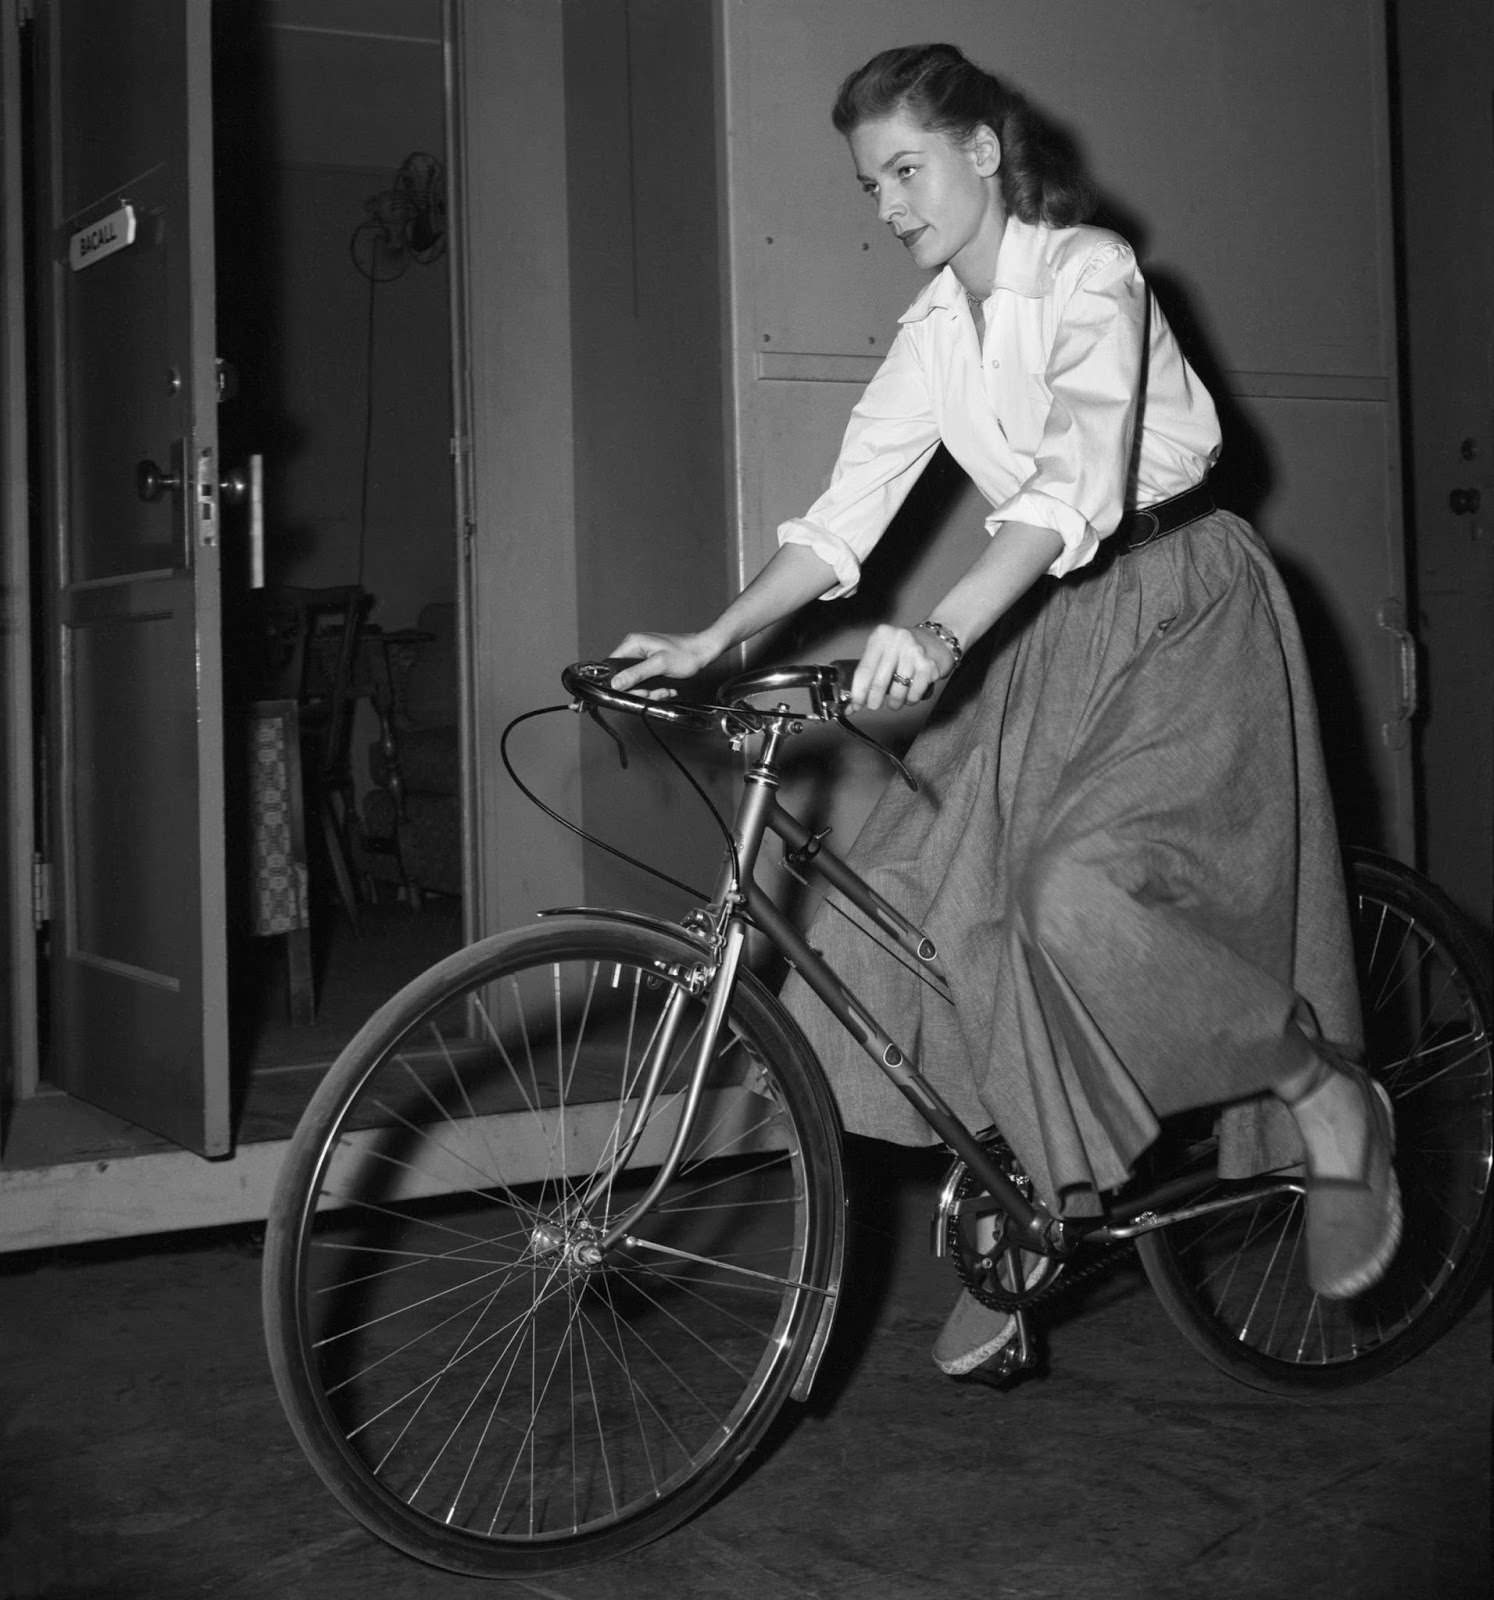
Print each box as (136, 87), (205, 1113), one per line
(263, 917), (844, 1574)
(1139, 850), (1493, 1392)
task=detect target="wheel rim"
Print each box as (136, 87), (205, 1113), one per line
(1352, 882), (1492, 1321)
(283, 945), (821, 1550)
(1155, 878), (1492, 1371)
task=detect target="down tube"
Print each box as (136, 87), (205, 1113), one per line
(740, 882), (1049, 1241)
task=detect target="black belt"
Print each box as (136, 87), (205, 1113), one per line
(1114, 480), (1216, 551)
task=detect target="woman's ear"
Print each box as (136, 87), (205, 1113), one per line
(969, 123), (1001, 178)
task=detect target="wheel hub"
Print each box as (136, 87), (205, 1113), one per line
(529, 1215), (605, 1272)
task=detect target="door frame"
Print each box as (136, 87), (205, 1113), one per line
(0, 0), (474, 1204)
(1, 0), (38, 1119)
(1392, 0), (1494, 933)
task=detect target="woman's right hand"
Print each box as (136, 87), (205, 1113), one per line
(608, 631), (721, 697)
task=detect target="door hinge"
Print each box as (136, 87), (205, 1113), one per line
(32, 855), (52, 930)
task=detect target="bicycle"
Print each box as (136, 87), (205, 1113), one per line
(262, 658), (1494, 1578)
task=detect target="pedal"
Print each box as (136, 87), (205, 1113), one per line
(950, 1310), (1040, 1389)
(1010, 1307), (1038, 1370)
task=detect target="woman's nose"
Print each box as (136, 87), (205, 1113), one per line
(877, 189), (903, 225)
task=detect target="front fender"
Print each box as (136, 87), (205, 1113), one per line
(537, 904), (713, 948)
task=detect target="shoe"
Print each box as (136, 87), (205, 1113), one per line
(1294, 1066), (1402, 1299)
(932, 1289), (1021, 1376)
(931, 1248), (1045, 1376)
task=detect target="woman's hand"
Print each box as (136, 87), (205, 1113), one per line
(849, 622), (954, 712)
(608, 631), (722, 698)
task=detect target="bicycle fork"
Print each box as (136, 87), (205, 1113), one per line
(578, 918), (752, 1254)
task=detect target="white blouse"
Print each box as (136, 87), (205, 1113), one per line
(779, 215), (1223, 591)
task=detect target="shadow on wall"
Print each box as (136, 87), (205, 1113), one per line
(1144, 258), (1388, 850)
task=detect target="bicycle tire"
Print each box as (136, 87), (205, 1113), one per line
(1138, 849), (1493, 1393)
(263, 916), (845, 1575)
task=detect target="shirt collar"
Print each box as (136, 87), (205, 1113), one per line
(897, 215), (1056, 324)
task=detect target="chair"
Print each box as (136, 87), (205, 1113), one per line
(256, 584), (374, 932)
(245, 699), (316, 1023)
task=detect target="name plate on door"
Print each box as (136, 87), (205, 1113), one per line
(69, 203), (137, 271)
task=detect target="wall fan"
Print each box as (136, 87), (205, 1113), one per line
(350, 151), (448, 281)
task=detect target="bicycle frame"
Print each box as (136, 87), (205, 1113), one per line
(564, 668), (1305, 1265)
(571, 697), (1079, 1259)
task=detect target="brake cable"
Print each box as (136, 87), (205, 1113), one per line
(499, 702), (724, 905)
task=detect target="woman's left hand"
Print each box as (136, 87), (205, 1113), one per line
(848, 623), (953, 712)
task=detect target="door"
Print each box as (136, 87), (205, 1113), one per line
(36, 0), (229, 1155)
(1395, 0), (1494, 932)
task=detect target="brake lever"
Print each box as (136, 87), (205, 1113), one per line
(831, 701), (919, 791)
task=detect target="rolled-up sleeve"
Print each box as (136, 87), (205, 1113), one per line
(990, 244), (1144, 579)
(778, 328), (942, 598)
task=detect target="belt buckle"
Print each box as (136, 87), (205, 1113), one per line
(1125, 507), (1162, 550)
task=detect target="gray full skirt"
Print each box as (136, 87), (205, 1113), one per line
(781, 512), (1361, 1215)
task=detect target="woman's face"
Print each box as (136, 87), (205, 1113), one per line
(848, 107), (1005, 288)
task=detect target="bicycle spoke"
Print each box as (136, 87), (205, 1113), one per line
(620, 1234), (826, 1295)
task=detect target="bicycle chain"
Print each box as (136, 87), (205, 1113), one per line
(943, 1130), (1132, 1313)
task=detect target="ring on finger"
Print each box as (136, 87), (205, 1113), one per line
(890, 672), (913, 688)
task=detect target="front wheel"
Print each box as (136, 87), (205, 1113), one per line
(1138, 850), (1493, 1393)
(262, 917), (845, 1575)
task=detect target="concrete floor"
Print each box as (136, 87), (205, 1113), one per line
(2, 1144), (1488, 1600)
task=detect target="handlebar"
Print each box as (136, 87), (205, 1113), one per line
(561, 658), (853, 729)
(562, 658), (919, 789)
(561, 659), (722, 730)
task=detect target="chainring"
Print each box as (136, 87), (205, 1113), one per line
(941, 1129), (1065, 1312)
(942, 1129), (1134, 1312)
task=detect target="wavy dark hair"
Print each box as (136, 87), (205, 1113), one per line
(831, 43), (1095, 228)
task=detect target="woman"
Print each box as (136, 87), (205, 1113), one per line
(612, 43), (1399, 1378)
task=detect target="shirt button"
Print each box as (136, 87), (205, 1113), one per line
(989, 358), (1000, 368)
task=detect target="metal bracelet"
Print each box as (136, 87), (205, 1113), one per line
(916, 618), (964, 670)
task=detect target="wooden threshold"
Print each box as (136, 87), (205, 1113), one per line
(0, 1083), (776, 1254)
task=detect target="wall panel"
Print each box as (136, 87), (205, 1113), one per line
(720, 0), (1411, 855)
(456, 0), (731, 933)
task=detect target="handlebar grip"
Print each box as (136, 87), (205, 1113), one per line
(562, 659), (717, 730)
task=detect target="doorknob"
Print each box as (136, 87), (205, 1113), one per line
(222, 453), (265, 587)
(135, 457), (181, 501)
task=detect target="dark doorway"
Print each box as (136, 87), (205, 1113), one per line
(212, 0), (462, 1108)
